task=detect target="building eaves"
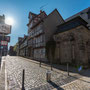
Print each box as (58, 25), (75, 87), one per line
(55, 16), (88, 34)
(20, 35), (28, 44)
(27, 11), (47, 27)
(30, 12), (47, 29)
(28, 12), (37, 18)
(65, 7), (90, 22)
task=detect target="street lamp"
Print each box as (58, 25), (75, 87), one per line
(0, 46), (3, 65)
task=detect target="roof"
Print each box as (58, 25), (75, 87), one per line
(55, 16), (88, 34)
(31, 9), (65, 29)
(30, 11), (47, 29)
(65, 7), (90, 22)
(27, 11), (47, 27)
(46, 9), (64, 22)
(18, 35), (28, 44)
(28, 12), (37, 18)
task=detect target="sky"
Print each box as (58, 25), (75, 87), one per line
(0, 0), (90, 48)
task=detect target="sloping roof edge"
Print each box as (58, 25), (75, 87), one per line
(54, 16), (88, 34)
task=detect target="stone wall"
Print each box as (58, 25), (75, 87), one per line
(54, 25), (90, 66)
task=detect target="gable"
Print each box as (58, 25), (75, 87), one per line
(28, 12), (37, 20)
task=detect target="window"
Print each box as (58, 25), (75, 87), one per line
(29, 21), (33, 29)
(42, 35), (45, 42)
(40, 35), (42, 42)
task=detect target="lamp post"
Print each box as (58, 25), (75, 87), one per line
(0, 46), (3, 65)
(2, 33), (4, 56)
(0, 33), (5, 66)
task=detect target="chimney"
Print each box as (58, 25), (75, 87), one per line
(40, 10), (43, 13)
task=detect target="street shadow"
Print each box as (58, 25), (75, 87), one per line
(50, 64), (90, 78)
(79, 78), (90, 83)
(41, 62), (90, 78)
(70, 75), (90, 83)
(53, 64), (77, 73)
(78, 69), (90, 77)
(48, 81), (64, 90)
(22, 56), (90, 78)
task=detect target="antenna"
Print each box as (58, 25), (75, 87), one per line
(40, 4), (48, 11)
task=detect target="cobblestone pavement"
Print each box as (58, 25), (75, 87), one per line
(0, 57), (5, 90)
(60, 77), (90, 90)
(5, 56), (90, 90)
(0, 71), (5, 90)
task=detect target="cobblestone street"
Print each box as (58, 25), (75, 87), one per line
(5, 56), (90, 90)
(0, 57), (5, 90)
(60, 77), (90, 90)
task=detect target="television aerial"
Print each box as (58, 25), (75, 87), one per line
(40, 4), (48, 11)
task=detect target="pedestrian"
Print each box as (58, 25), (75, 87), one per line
(78, 65), (83, 72)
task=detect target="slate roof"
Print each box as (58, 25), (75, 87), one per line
(65, 7), (90, 22)
(55, 16), (88, 34)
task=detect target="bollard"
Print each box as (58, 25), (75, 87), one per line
(46, 70), (51, 82)
(51, 63), (53, 71)
(39, 59), (41, 67)
(22, 69), (25, 90)
(50, 60), (53, 71)
(67, 63), (69, 76)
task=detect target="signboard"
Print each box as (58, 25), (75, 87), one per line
(1, 41), (8, 46)
(1, 46), (3, 49)
(5, 36), (10, 42)
(0, 45), (8, 49)
(0, 24), (11, 34)
(0, 36), (10, 42)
